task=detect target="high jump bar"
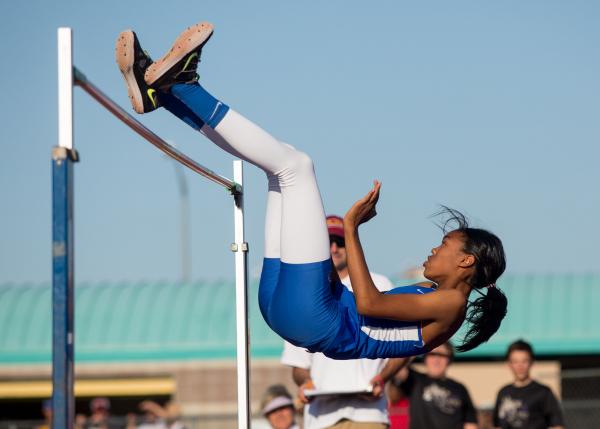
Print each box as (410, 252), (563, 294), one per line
(73, 68), (241, 194)
(54, 27), (250, 429)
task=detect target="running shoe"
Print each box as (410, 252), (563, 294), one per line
(115, 30), (160, 113)
(144, 22), (213, 91)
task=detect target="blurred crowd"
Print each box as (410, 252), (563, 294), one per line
(261, 339), (564, 429)
(35, 398), (185, 429)
(35, 337), (564, 429)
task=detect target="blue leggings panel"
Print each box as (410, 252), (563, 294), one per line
(261, 258), (345, 350)
(159, 91), (206, 131)
(259, 258), (432, 359)
(170, 83), (229, 128)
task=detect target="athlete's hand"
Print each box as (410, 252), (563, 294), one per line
(344, 180), (381, 231)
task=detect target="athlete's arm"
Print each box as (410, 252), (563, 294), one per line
(344, 181), (463, 322)
(346, 227), (463, 321)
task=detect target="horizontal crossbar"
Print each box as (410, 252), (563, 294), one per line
(73, 67), (241, 195)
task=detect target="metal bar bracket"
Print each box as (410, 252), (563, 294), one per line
(230, 242), (249, 252)
(52, 147), (80, 163)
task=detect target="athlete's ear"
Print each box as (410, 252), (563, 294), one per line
(458, 254), (476, 268)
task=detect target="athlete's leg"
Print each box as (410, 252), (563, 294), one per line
(141, 20), (330, 263)
(158, 92), (204, 131)
(257, 174), (282, 328)
(169, 83), (330, 263)
(158, 92), (248, 160)
(169, 85), (344, 346)
(161, 88), (285, 327)
(142, 22), (343, 348)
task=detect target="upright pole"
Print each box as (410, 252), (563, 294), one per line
(232, 160), (250, 429)
(53, 27), (77, 429)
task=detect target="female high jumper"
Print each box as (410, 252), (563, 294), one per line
(115, 22), (508, 359)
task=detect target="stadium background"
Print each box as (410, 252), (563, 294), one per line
(1, 274), (599, 427)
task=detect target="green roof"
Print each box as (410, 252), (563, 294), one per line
(1, 274), (599, 364)
(0, 280), (282, 364)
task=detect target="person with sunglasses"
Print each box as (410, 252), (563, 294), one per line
(389, 343), (478, 429)
(282, 215), (405, 429)
(115, 21), (508, 360)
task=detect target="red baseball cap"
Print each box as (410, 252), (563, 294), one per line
(326, 215), (344, 238)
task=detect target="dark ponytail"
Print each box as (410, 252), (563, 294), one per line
(435, 206), (508, 352)
(458, 286), (507, 352)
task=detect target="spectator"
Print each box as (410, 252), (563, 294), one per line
(135, 401), (168, 429)
(74, 413), (87, 429)
(493, 339), (564, 429)
(125, 400), (186, 429)
(390, 342), (478, 429)
(281, 215), (406, 429)
(260, 384), (299, 429)
(163, 402), (186, 429)
(386, 385), (410, 429)
(34, 399), (52, 429)
(81, 397), (119, 429)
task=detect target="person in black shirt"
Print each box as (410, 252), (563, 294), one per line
(493, 339), (564, 429)
(391, 342), (478, 429)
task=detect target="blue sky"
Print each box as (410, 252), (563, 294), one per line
(1, 1), (599, 284)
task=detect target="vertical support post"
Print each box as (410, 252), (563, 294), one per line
(232, 160), (250, 429)
(53, 27), (75, 429)
(58, 28), (73, 150)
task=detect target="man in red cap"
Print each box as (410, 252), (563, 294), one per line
(282, 215), (406, 429)
(326, 215), (349, 281)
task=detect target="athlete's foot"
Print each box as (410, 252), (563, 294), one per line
(144, 22), (214, 91)
(115, 30), (160, 114)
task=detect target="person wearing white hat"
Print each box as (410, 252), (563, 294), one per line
(261, 385), (300, 429)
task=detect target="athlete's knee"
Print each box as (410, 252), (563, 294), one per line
(288, 150), (315, 176)
(274, 149), (316, 187)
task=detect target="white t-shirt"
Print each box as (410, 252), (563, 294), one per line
(281, 272), (394, 429)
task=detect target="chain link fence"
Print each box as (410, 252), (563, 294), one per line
(562, 367), (600, 429)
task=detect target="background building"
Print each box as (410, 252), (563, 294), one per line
(1, 274), (599, 428)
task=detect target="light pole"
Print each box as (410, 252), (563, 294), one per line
(167, 141), (191, 284)
(174, 162), (191, 283)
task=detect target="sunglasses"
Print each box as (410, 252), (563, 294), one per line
(329, 235), (345, 248)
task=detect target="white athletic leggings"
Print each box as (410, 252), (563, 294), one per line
(201, 110), (330, 263)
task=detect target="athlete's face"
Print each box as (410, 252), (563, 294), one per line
(424, 344), (452, 378)
(422, 231), (473, 282)
(266, 406), (295, 429)
(330, 235), (347, 273)
(507, 350), (533, 382)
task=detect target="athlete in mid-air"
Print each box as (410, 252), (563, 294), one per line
(115, 22), (508, 359)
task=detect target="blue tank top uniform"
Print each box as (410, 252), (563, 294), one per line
(259, 258), (436, 360)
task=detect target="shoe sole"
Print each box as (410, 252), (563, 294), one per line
(115, 30), (145, 114)
(144, 22), (214, 86)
